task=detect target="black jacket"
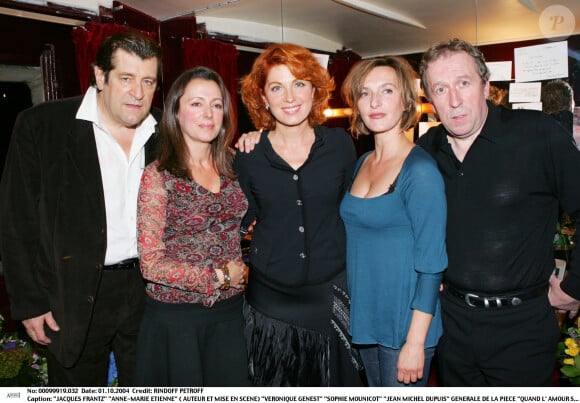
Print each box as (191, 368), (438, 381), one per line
(0, 95), (160, 367)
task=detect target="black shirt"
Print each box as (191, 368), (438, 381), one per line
(550, 110), (575, 143)
(233, 126), (356, 287)
(418, 102), (580, 298)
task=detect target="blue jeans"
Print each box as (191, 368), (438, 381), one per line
(358, 344), (436, 387)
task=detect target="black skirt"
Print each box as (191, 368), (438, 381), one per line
(244, 270), (364, 386)
(135, 294), (250, 386)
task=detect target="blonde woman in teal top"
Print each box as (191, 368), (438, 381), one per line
(340, 56), (447, 387)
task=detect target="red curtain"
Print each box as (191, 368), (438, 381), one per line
(71, 22), (157, 94)
(181, 39), (240, 137)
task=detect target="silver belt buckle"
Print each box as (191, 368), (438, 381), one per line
(483, 297), (503, 308)
(464, 293), (479, 307)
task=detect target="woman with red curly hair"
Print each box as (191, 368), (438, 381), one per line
(234, 43), (364, 386)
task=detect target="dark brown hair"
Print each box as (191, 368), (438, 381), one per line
(240, 43), (334, 130)
(91, 29), (162, 87)
(541, 79), (573, 115)
(157, 67), (236, 180)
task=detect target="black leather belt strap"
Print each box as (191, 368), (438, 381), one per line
(103, 257), (140, 270)
(445, 283), (548, 308)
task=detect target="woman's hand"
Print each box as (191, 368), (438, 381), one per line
(225, 260), (249, 288)
(234, 130), (262, 153)
(397, 341), (425, 384)
(397, 310), (431, 384)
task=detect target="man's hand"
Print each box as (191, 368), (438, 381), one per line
(549, 273), (580, 318)
(234, 130), (262, 153)
(22, 312), (60, 345)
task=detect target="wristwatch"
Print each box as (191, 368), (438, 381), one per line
(220, 265), (231, 290)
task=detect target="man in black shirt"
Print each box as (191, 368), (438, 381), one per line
(417, 38), (580, 386)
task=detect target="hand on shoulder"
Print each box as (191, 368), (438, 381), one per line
(234, 130), (262, 153)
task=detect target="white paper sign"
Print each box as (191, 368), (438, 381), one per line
(313, 53), (329, 69)
(514, 41), (568, 82)
(511, 102), (543, 111)
(418, 121), (441, 137)
(508, 82), (541, 103)
(486, 61), (512, 82)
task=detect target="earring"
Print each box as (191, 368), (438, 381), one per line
(266, 104), (270, 111)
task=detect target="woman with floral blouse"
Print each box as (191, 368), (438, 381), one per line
(134, 67), (249, 386)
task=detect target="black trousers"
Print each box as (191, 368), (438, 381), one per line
(437, 290), (560, 386)
(47, 268), (145, 386)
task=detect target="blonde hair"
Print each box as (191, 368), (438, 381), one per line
(342, 56), (420, 137)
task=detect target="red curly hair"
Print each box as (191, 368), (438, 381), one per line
(240, 43), (335, 131)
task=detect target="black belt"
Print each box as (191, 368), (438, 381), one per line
(103, 258), (140, 270)
(445, 283), (548, 308)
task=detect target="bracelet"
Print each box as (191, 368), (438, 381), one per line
(220, 265), (231, 290)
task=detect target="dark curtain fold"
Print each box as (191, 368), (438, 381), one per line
(324, 51), (361, 133)
(71, 22), (157, 94)
(182, 38), (240, 139)
(41, 43), (60, 101)
(328, 51), (361, 109)
(327, 51), (367, 154)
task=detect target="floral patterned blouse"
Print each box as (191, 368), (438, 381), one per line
(137, 161), (248, 306)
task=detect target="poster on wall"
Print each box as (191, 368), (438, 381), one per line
(486, 61), (512, 82)
(313, 53), (329, 69)
(514, 40), (568, 82)
(512, 102), (542, 111)
(508, 82), (541, 103)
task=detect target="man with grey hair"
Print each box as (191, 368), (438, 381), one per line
(417, 38), (580, 386)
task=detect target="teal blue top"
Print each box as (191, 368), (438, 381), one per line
(339, 146), (447, 348)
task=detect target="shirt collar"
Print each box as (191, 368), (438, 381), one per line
(261, 126), (325, 170)
(75, 86), (157, 133)
(433, 100), (500, 149)
(476, 100), (501, 143)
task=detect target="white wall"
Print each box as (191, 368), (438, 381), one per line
(0, 65), (44, 104)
